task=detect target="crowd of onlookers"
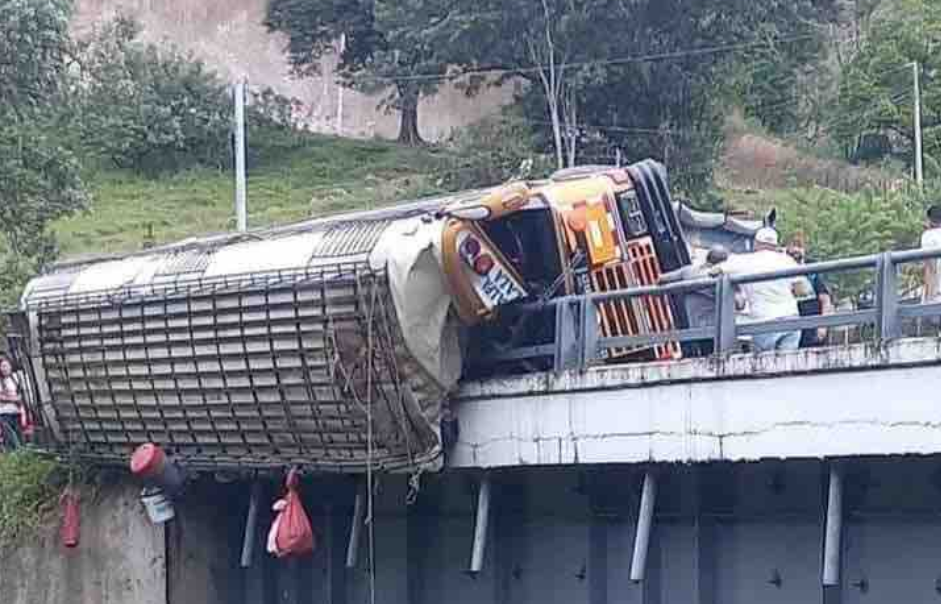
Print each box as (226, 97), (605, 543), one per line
(663, 203), (941, 355)
(660, 220), (842, 355)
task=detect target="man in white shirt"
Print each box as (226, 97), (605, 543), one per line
(921, 205), (941, 304)
(713, 227), (811, 352)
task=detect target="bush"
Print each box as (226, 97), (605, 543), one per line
(74, 17), (231, 175)
(440, 113), (553, 190)
(0, 450), (62, 547)
(774, 184), (940, 299)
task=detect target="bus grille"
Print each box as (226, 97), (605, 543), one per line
(589, 238), (681, 361)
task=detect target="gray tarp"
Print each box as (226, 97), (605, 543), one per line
(369, 217), (463, 393)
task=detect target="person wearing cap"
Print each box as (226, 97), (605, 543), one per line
(921, 205), (941, 304)
(711, 227), (811, 352)
(660, 244), (729, 356)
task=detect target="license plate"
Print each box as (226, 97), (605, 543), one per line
(471, 265), (526, 310)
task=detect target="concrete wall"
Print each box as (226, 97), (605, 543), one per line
(71, 0), (513, 142)
(0, 482), (165, 604)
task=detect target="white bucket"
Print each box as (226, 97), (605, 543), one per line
(141, 488), (176, 524)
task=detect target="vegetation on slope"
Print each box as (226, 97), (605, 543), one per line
(55, 131), (454, 258)
(0, 451), (62, 547)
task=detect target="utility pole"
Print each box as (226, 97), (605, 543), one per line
(336, 33), (346, 135)
(234, 78), (248, 232)
(913, 61), (924, 187)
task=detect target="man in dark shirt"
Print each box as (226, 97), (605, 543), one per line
(787, 243), (832, 347)
(660, 245), (729, 357)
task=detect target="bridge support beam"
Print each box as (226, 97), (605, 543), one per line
(823, 465), (843, 587)
(469, 474), (492, 573)
(239, 480), (262, 568)
(346, 482), (366, 569)
(631, 470), (657, 583)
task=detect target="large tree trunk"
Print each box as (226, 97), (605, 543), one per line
(396, 84), (423, 145)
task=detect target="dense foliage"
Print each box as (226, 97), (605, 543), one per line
(774, 184), (937, 297)
(0, 0), (89, 309)
(74, 17), (232, 174)
(441, 112), (554, 190)
(264, 0), (451, 144)
(832, 0), (941, 175)
(0, 450), (62, 547)
(432, 0), (839, 196)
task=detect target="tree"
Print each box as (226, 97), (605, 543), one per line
(832, 0), (941, 175)
(74, 17), (231, 174)
(437, 0), (614, 169)
(442, 0), (837, 193)
(0, 0), (88, 308)
(264, 0), (451, 145)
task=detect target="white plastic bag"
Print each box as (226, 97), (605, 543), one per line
(266, 498), (288, 556)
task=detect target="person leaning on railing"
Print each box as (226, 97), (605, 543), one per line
(0, 354), (23, 448)
(709, 227), (812, 353)
(786, 241), (833, 348)
(659, 244), (729, 357)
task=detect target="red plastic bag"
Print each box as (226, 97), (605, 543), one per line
(268, 469), (314, 558)
(60, 488), (80, 548)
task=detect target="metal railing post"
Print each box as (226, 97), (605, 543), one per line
(715, 276), (737, 354)
(876, 252), (900, 341)
(555, 300), (580, 372)
(579, 298), (599, 369)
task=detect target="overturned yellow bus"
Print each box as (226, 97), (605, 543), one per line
(7, 160), (691, 474)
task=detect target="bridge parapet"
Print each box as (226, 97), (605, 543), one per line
(451, 337), (941, 468)
(490, 247), (941, 373)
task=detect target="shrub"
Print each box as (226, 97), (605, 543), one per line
(774, 184), (941, 299)
(74, 17), (231, 175)
(0, 450), (62, 547)
(440, 113), (553, 190)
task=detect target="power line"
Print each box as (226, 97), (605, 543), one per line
(350, 33), (818, 84)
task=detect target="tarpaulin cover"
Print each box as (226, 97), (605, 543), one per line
(369, 217), (463, 393)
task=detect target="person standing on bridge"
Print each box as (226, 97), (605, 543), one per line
(921, 205), (941, 305)
(0, 355), (23, 449)
(711, 227), (811, 352)
(787, 238), (833, 348)
(660, 244), (729, 357)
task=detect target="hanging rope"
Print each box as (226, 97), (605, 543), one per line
(365, 277), (378, 604)
(370, 287), (424, 505)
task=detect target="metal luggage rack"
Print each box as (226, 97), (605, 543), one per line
(14, 262), (443, 473)
(26, 260), (375, 313)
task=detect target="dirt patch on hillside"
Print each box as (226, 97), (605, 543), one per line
(720, 132), (904, 194)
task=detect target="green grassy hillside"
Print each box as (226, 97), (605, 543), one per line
(55, 131), (453, 258)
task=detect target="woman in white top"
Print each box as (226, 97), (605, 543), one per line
(0, 355), (23, 447)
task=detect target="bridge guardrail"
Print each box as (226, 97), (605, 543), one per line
(490, 248), (941, 371)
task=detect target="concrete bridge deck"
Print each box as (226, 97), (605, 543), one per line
(452, 337), (941, 468)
